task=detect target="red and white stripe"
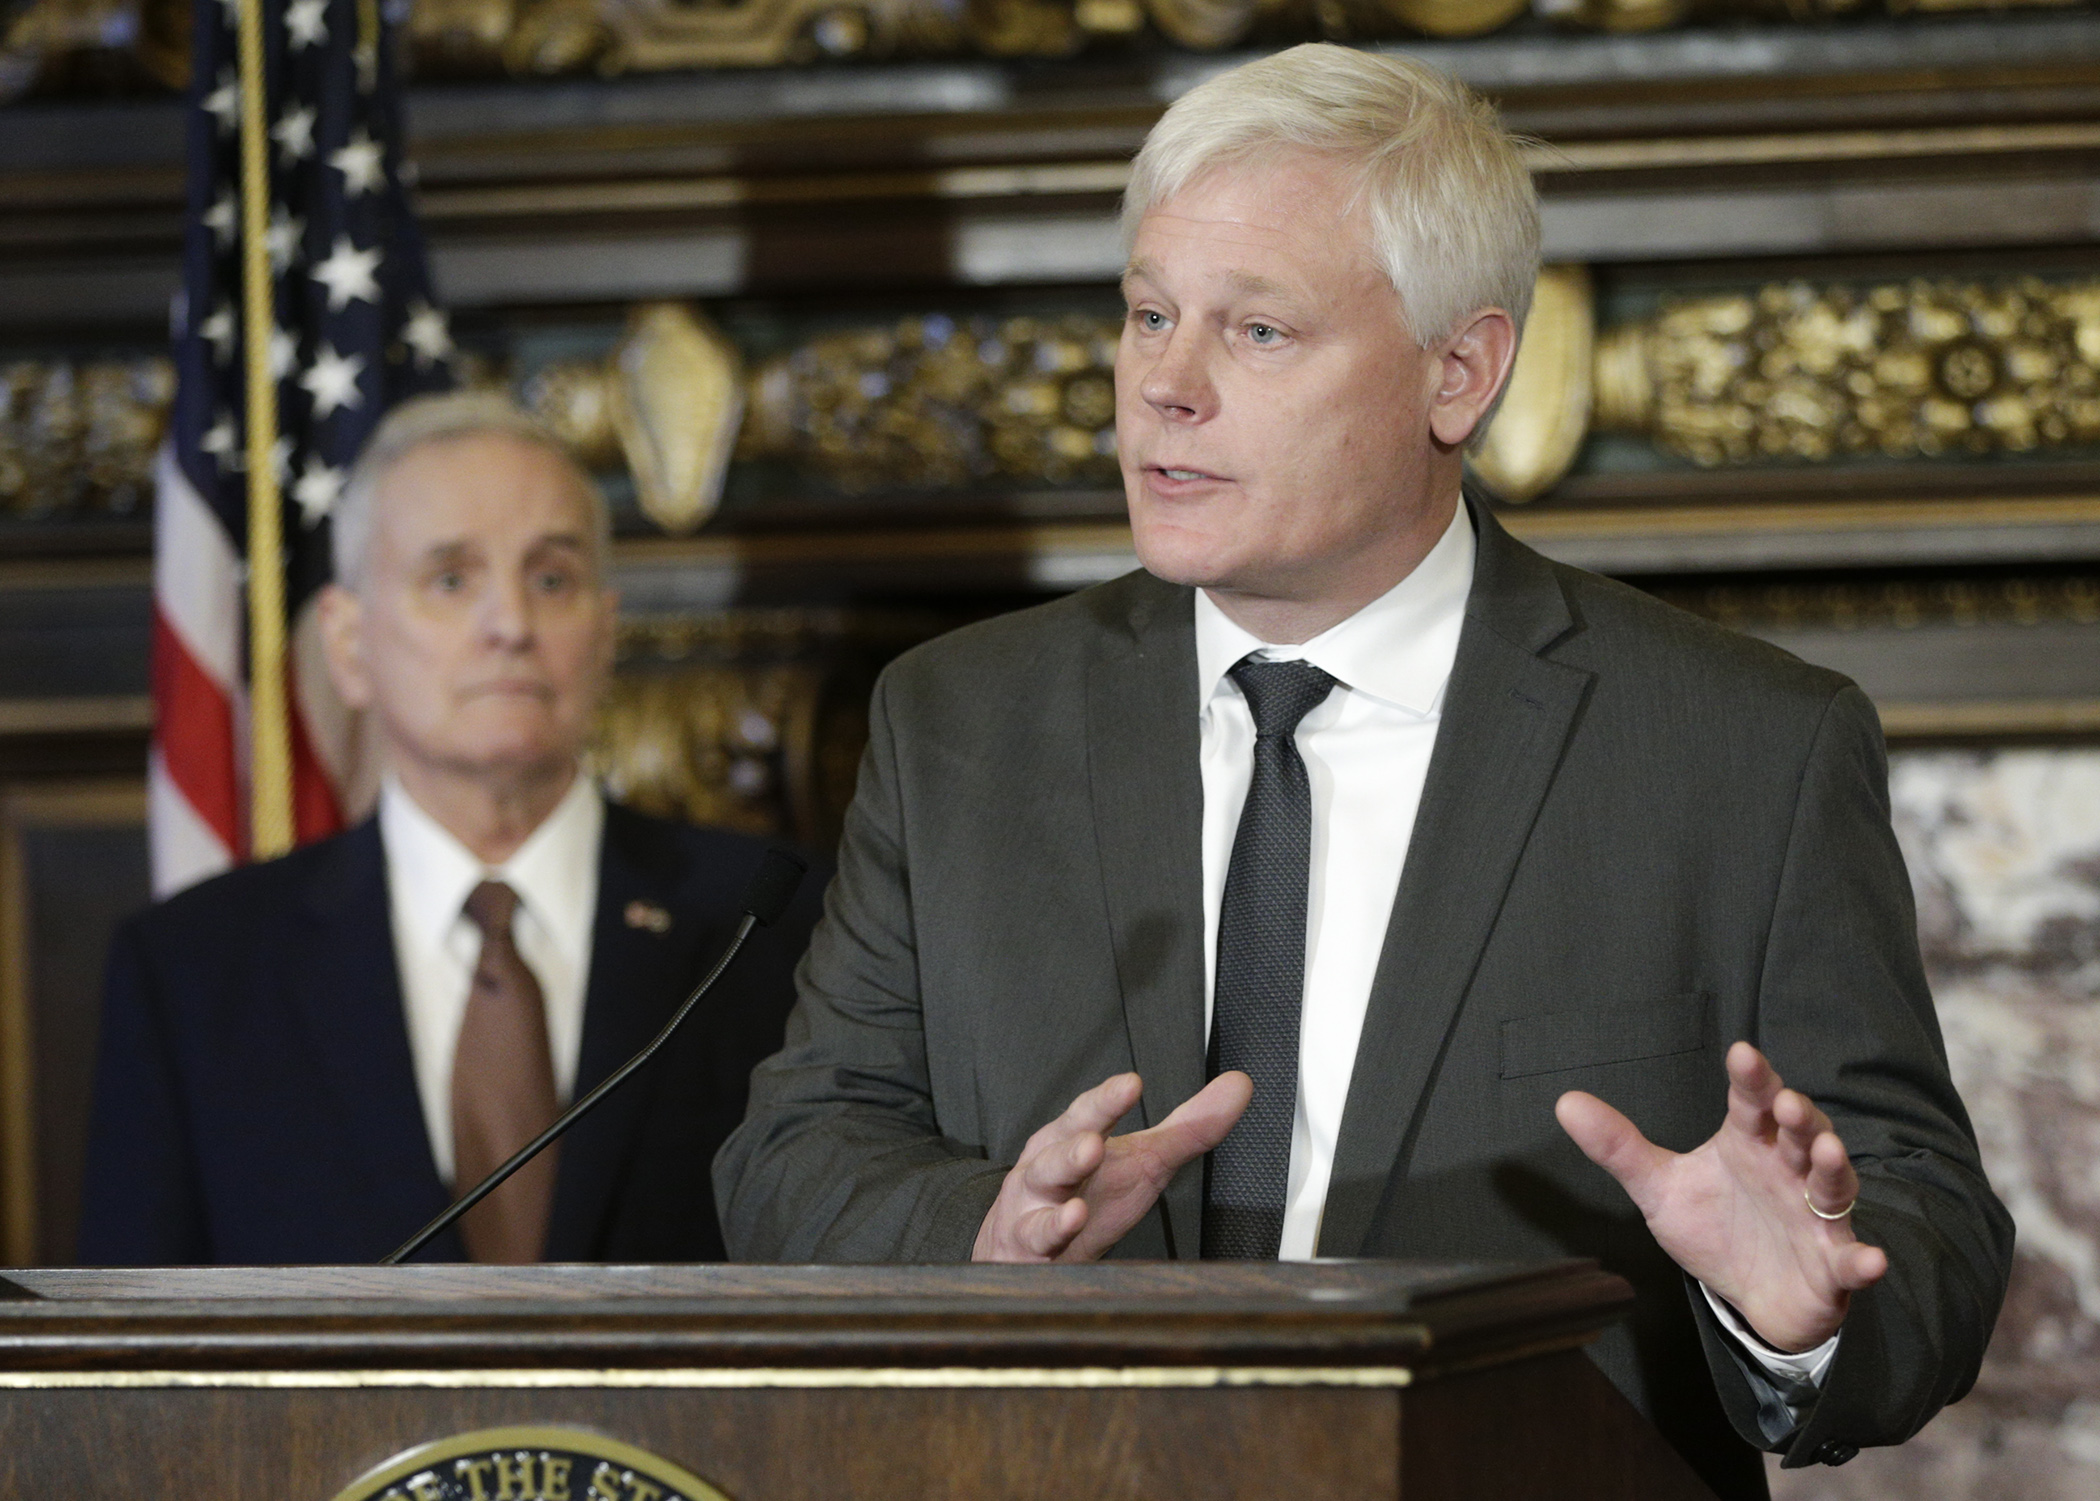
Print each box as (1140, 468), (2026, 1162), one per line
(149, 446), (355, 897)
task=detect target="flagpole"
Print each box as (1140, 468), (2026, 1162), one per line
(233, 0), (294, 859)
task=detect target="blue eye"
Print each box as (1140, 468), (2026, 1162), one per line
(1248, 323), (1280, 345)
(1138, 310), (1168, 332)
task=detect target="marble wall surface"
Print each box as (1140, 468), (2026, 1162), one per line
(1768, 748), (2100, 1501)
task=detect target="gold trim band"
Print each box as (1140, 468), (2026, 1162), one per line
(0, 1364), (1414, 1392)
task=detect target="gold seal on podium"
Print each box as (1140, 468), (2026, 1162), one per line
(330, 1426), (732, 1501)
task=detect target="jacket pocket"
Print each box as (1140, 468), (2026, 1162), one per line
(1498, 994), (1711, 1080)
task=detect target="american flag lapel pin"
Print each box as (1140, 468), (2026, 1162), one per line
(624, 900), (673, 934)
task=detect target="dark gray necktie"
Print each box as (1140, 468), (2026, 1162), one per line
(1203, 655), (1339, 1260)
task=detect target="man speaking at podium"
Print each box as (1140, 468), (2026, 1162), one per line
(81, 394), (818, 1267)
(718, 45), (2012, 1498)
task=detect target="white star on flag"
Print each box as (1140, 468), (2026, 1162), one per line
(311, 236), (383, 312)
(273, 106), (317, 165)
(300, 344), (368, 419)
(293, 457), (346, 526)
(265, 208), (306, 274)
(201, 414), (238, 461)
(403, 301), (454, 367)
(285, 0), (329, 50)
(203, 190), (237, 249)
(268, 325), (298, 381)
(199, 303), (236, 363)
(203, 69), (239, 134)
(330, 130), (385, 197)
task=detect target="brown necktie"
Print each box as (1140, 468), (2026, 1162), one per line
(450, 880), (560, 1263)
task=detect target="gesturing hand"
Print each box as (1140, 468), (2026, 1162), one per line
(973, 1071), (1253, 1263)
(1555, 1041), (1888, 1353)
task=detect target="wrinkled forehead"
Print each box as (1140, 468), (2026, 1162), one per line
(371, 431), (600, 557)
(1127, 155), (1390, 302)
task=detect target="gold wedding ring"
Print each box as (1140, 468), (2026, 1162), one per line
(1805, 1189), (1856, 1221)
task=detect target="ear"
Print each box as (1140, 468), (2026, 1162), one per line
(1427, 307), (1519, 449)
(316, 583), (372, 710)
(595, 585), (620, 677)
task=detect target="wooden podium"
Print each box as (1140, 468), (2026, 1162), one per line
(0, 1260), (1719, 1499)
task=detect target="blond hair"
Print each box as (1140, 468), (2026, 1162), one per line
(1123, 44), (1540, 347)
(334, 390), (610, 590)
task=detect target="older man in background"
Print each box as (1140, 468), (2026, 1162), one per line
(81, 392), (819, 1265)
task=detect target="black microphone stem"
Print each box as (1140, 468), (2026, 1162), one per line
(382, 912), (759, 1266)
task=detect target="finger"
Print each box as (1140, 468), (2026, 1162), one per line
(1772, 1089), (1834, 1174)
(1021, 1121), (1107, 1198)
(1013, 1196), (1090, 1259)
(1555, 1091), (1675, 1210)
(1139, 1071), (1255, 1170)
(1804, 1129), (1860, 1221)
(1724, 1042), (1784, 1135)
(1015, 1072), (1143, 1190)
(1834, 1240), (1888, 1291)
(1059, 1072), (1146, 1138)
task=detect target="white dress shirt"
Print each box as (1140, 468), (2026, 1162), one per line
(1195, 502), (1474, 1261)
(379, 772), (601, 1186)
(1192, 501), (1837, 1391)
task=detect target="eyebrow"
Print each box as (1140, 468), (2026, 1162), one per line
(1120, 260), (1301, 306)
(416, 532), (591, 565)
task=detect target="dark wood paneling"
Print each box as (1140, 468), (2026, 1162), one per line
(0, 1385), (1400, 1501)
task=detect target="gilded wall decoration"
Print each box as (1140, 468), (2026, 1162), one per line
(596, 609), (938, 848)
(0, 357), (172, 520)
(608, 302), (746, 534)
(1470, 264), (1595, 505)
(24, 272), (2100, 527)
(1592, 277), (2100, 471)
(734, 312), (1122, 492)
(5, 0), (2093, 93)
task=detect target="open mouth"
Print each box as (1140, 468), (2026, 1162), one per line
(1149, 465), (1225, 483)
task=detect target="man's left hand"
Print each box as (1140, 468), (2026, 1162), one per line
(1555, 1041), (1888, 1353)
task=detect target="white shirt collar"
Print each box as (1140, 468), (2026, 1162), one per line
(1194, 501), (1476, 717)
(378, 769), (604, 965)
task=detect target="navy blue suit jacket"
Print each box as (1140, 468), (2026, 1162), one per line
(77, 803), (822, 1265)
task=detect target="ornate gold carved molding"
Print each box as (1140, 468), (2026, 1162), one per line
(1472, 265), (1594, 505)
(1593, 277), (2100, 470)
(736, 312), (1121, 492)
(7, 0), (2091, 93)
(0, 358), (172, 521)
(597, 608), (936, 847)
(19, 272), (2100, 528)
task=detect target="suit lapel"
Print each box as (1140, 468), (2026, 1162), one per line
(1319, 503), (1593, 1255)
(543, 807), (709, 1261)
(1084, 578), (1209, 1257)
(291, 820), (458, 1255)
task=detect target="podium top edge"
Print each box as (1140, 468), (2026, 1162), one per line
(0, 1261), (1636, 1377)
(0, 1259), (1583, 1309)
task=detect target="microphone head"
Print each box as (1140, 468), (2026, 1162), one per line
(742, 847), (808, 926)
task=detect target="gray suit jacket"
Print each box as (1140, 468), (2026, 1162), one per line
(718, 502), (2013, 1500)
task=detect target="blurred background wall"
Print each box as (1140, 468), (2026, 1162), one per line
(4, 2), (2100, 1493)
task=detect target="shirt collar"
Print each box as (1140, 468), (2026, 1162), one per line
(378, 769), (603, 966)
(1193, 501), (1476, 717)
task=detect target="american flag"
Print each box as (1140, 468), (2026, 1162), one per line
(153, 0), (452, 896)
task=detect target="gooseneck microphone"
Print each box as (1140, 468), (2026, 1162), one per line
(383, 847), (809, 1265)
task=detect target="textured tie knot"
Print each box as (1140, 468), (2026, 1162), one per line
(462, 880), (520, 942)
(1230, 657), (1338, 740)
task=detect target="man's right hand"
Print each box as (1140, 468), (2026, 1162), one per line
(972, 1071), (1253, 1262)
